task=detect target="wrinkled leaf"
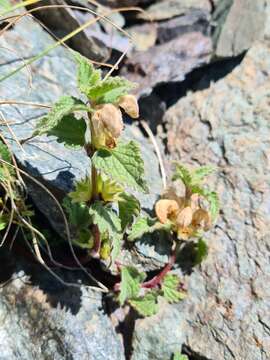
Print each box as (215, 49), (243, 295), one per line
(69, 177), (92, 203)
(129, 291), (159, 317)
(63, 197), (91, 230)
(88, 76), (136, 104)
(118, 193), (140, 230)
(89, 201), (121, 237)
(128, 216), (170, 241)
(47, 114), (86, 148)
(74, 52), (101, 96)
(194, 238), (208, 265)
(119, 266), (146, 305)
(34, 96), (88, 136)
(172, 163), (192, 186)
(161, 274), (185, 303)
(93, 141), (148, 193)
(173, 352), (188, 360)
(191, 165), (216, 184)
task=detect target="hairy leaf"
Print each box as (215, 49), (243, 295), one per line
(92, 141), (148, 193)
(97, 174), (123, 202)
(127, 216), (170, 241)
(74, 52), (101, 96)
(63, 197), (91, 230)
(173, 353), (188, 360)
(73, 228), (94, 249)
(161, 274), (185, 303)
(34, 96), (88, 136)
(172, 163), (192, 186)
(47, 114), (86, 148)
(89, 201), (121, 237)
(88, 77), (136, 104)
(194, 238), (208, 265)
(119, 266), (146, 305)
(69, 177), (92, 203)
(129, 291), (159, 317)
(192, 186), (219, 220)
(191, 165), (215, 184)
(118, 193), (140, 230)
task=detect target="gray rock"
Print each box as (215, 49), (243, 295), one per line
(131, 41), (270, 360)
(215, 0), (269, 57)
(138, 0), (211, 21)
(0, 252), (124, 360)
(0, 15), (163, 235)
(121, 31), (212, 95)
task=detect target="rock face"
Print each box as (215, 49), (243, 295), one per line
(0, 15), (163, 235)
(0, 251), (125, 360)
(215, 0), (270, 57)
(131, 41), (270, 360)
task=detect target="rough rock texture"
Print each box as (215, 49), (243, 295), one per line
(215, 0), (270, 57)
(0, 251), (124, 360)
(131, 41), (270, 360)
(138, 0), (211, 21)
(121, 31), (212, 95)
(0, 16), (163, 235)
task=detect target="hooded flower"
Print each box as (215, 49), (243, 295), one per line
(155, 187), (212, 241)
(91, 95), (139, 149)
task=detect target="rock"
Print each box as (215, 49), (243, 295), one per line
(138, 0), (211, 21)
(0, 250), (125, 360)
(215, 0), (269, 57)
(131, 41), (270, 360)
(121, 31), (212, 95)
(28, 0), (110, 61)
(0, 15), (163, 235)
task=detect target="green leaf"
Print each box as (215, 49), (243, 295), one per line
(63, 197), (91, 230)
(88, 76), (136, 104)
(204, 190), (219, 220)
(47, 114), (86, 148)
(161, 274), (185, 303)
(73, 228), (94, 249)
(127, 216), (170, 241)
(69, 177), (92, 203)
(191, 165), (215, 185)
(92, 141), (148, 193)
(194, 238), (208, 265)
(0, 142), (13, 180)
(34, 96), (88, 136)
(111, 234), (122, 264)
(118, 193), (140, 230)
(172, 164), (192, 186)
(119, 266), (146, 305)
(74, 52), (102, 96)
(173, 352), (188, 360)
(129, 291), (159, 317)
(0, 215), (7, 231)
(89, 201), (121, 237)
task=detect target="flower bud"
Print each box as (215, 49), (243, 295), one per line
(118, 95), (139, 119)
(155, 199), (179, 224)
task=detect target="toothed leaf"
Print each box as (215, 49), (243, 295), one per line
(69, 177), (92, 203)
(118, 193), (140, 230)
(129, 291), (159, 317)
(74, 52), (102, 95)
(161, 274), (185, 303)
(47, 114), (86, 148)
(119, 266), (146, 306)
(34, 96), (88, 136)
(128, 216), (170, 241)
(88, 76), (136, 104)
(92, 141), (148, 193)
(89, 201), (121, 237)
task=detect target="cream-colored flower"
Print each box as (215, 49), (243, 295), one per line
(118, 95), (139, 119)
(91, 104), (123, 148)
(176, 206), (193, 228)
(155, 199), (179, 224)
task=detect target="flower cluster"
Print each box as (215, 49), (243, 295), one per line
(91, 95), (139, 149)
(155, 188), (211, 240)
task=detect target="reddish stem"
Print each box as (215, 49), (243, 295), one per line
(141, 252), (176, 289)
(90, 224), (101, 258)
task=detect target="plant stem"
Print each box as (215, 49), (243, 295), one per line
(141, 251), (176, 289)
